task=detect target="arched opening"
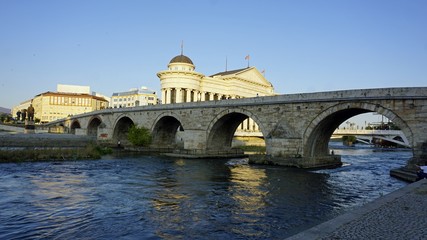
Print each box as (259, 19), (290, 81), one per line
(70, 121), (81, 134)
(151, 116), (184, 148)
(335, 113), (410, 148)
(233, 117), (264, 148)
(113, 116), (134, 144)
(304, 106), (413, 159)
(87, 117), (102, 137)
(207, 112), (265, 152)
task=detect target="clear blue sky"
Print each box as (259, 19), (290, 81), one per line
(1, 0), (426, 115)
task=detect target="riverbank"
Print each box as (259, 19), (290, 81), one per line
(0, 132), (95, 148)
(0, 131), (110, 162)
(287, 179), (427, 239)
(0, 145), (108, 162)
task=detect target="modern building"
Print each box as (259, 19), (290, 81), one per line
(32, 91), (108, 123)
(12, 84), (109, 123)
(111, 87), (157, 108)
(157, 54), (275, 104)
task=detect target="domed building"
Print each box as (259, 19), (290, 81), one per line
(157, 52), (276, 136)
(157, 53), (275, 104)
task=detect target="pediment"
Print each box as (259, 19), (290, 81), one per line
(234, 68), (271, 86)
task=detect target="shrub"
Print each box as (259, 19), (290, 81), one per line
(127, 125), (152, 147)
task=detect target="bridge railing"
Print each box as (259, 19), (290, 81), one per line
(333, 129), (404, 135)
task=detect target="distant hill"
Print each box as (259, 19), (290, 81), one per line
(0, 107), (11, 114)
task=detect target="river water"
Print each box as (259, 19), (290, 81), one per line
(0, 142), (411, 239)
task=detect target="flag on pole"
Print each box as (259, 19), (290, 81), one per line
(245, 55), (250, 68)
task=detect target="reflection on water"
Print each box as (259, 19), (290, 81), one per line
(228, 166), (268, 237)
(0, 144), (410, 239)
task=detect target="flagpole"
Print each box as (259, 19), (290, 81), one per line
(225, 56), (228, 71)
(247, 55), (250, 68)
(245, 54), (250, 68)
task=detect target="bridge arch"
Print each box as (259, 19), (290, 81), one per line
(302, 101), (414, 158)
(87, 116), (102, 137)
(70, 120), (81, 134)
(151, 113), (184, 148)
(206, 108), (265, 150)
(113, 115), (135, 143)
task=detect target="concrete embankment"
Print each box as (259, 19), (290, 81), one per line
(287, 179), (427, 240)
(0, 132), (95, 148)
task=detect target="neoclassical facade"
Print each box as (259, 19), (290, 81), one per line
(157, 54), (276, 135)
(157, 54), (275, 104)
(12, 84), (109, 123)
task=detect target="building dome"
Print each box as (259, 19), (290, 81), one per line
(169, 54), (193, 65)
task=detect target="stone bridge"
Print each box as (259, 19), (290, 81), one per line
(45, 87), (427, 168)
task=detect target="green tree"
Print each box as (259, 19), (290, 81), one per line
(127, 125), (152, 146)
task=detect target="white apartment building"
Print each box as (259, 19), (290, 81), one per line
(111, 87), (157, 108)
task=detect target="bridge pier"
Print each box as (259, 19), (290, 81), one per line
(410, 141), (427, 166)
(265, 155), (342, 169)
(265, 138), (342, 168)
(74, 128), (87, 136)
(182, 130), (207, 150)
(97, 127), (114, 143)
(265, 138), (301, 158)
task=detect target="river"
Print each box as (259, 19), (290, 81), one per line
(0, 142), (411, 239)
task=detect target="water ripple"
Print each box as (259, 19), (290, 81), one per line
(0, 146), (410, 239)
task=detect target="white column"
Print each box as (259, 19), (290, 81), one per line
(186, 89), (192, 102)
(161, 89), (166, 104)
(193, 90), (199, 102)
(249, 118), (255, 131)
(165, 88), (171, 104)
(254, 122), (259, 131)
(209, 92), (214, 101)
(201, 91), (206, 101)
(176, 88), (182, 103)
(196, 91), (201, 101)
